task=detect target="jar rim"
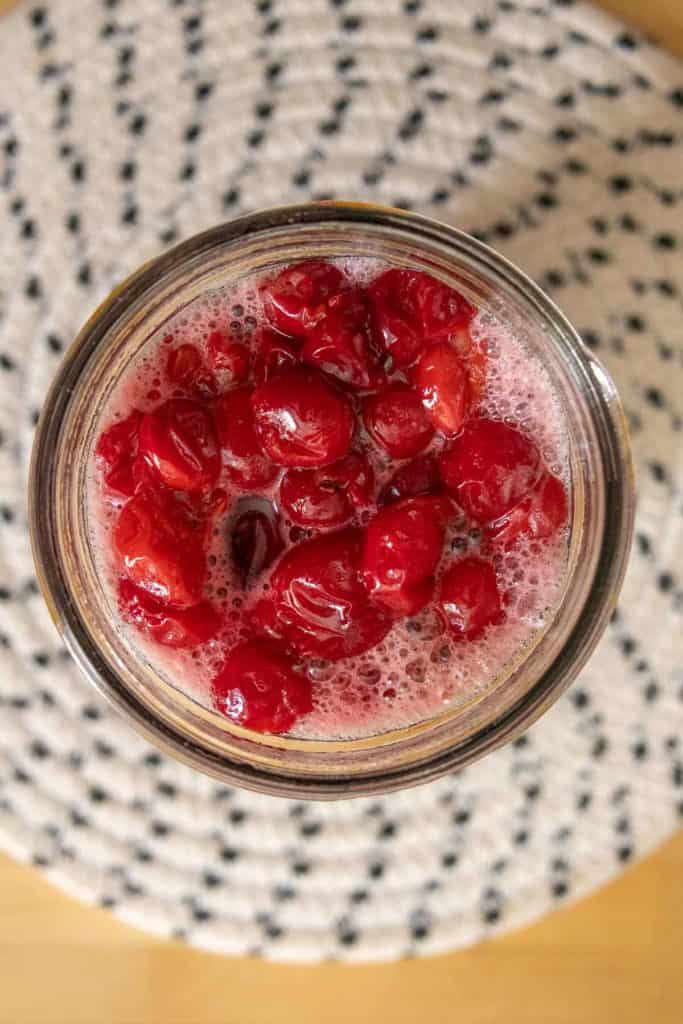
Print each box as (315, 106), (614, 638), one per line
(29, 202), (635, 799)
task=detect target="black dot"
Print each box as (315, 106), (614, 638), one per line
(255, 102), (273, 120)
(416, 25), (438, 42)
(453, 809), (471, 825)
(0, 353), (15, 371)
(404, 0), (421, 12)
(30, 6), (46, 26)
(442, 852), (458, 868)
(25, 275), (42, 299)
(490, 51), (512, 70)
(300, 821), (322, 837)
(32, 651), (50, 667)
(552, 880), (568, 898)
(220, 845), (238, 861)
(645, 388), (664, 408)
(672, 764), (683, 787)
(572, 688), (589, 708)
(292, 168), (310, 187)
(151, 821), (170, 837)
(541, 44), (559, 60)
(195, 81), (214, 101)
(657, 572), (674, 592)
(144, 751), (162, 767)
(654, 233), (677, 250)
(351, 888), (369, 903)
(483, 907), (500, 924)
(472, 16), (491, 32)
(229, 808), (246, 825)
(129, 113), (146, 135)
(89, 786), (108, 803)
(617, 845), (633, 862)
(592, 737), (608, 758)
(202, 871), (223, 888)
(565, 158), (587, 175)
(223, 188), (240, 209)
(555, 91), (575, 108)
(266, 61), (283, 81)
(192, 906), (213, 923)
(157, 781), (177, 798)
(497, 116), (521, 133)
(66, 211), (80, 233)
(336, 55), (355, 73)
(122, 204), (138, 225)
(368, 862), (384, 879)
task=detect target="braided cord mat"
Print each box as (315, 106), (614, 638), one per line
(0, 0), (681, 961)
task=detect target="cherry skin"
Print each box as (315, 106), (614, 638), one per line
(487, 472), (568, 546)
(439, 417), (542, 523)
(165, 344), (218, 397)
(361, 496), (453, 616)
(412, 273), (475, 339)
(378, 454), (442, 506)
(260, 260), (346, 337)
(211, 640), (313, 734)
(251, 528), (393, 661)
(118, 578), (221, 649)
(206, 329), (250, 383)
(212, 387), (278, 490)
(279, 452), (375, 529)
(230, 498), (284, 586)
(138, 398), (220, 492)
(251, 366), (355, 468)
(412, 341), (470, 437)
(450, 325), (487, 409)
(363, 383), (435, 459)
(113, 488), (206, 608)
(368, 268), (424, 368)
(438, 556), (503, 641)
(252, 326), (299, 384)
(302, 288), (385, 390)
(95, 410), (142, 498)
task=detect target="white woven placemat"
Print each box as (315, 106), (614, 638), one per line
(0, 0), (681, 962)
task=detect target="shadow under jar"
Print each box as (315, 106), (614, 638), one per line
(29, 203), (634, 799)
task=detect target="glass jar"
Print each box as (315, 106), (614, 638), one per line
(29, 202), (634, 799)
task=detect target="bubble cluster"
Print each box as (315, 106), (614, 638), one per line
(88, 258), (570, 741)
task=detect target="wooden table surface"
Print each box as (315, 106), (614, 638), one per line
(1, 1), (681, 1021)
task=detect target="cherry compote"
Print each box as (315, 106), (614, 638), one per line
(92, 258), (569, 738)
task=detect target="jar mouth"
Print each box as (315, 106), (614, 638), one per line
(29, 202), (634, 799)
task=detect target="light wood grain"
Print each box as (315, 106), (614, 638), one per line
(1, 1), (681, 1021)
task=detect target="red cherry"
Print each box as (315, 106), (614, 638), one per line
(302, 288), (385, 390)
(206, 329), (250, 383)
(212, 387), (278, 490)
(113, 488), (205, 607)
(412, 274), (475, 338)
(279, 452), (374, 529)
(363, 382), (434, 458)
(251, 529), (392, 660)
(439, 418), (543, 524)
(412, 341), (470, 436)
(450, 325), (487, 408)
(251, 367), (355, 468)
(118, 578), (221, 649)
(438, 556), (503, 641)
(165, 344), (218, 399)
(488, 472), (568, 546)
(368, 268), (424, 368)
(378, 454), (441, 506)
(252, 326), (299, 383)
(211, 640), (313, 734)
(95, 410), (142, 497)
(260, 260), (346, 337)
(361, 496), (453, 616)
(138, 398), (220, 492)
(230, 498), (284, 586)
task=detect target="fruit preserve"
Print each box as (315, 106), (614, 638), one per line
(90, 255), (571, 740)
(31, 205), (633, 795)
